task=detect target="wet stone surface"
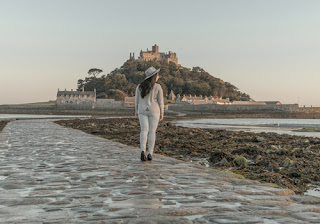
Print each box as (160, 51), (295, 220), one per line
(0, 119), (319, 223)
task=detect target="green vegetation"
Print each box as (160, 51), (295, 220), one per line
(77, 60), (251, 101)
(88, 68), (103, 78)
(233, 156), (248, 168)
(292, 128), (320, 132)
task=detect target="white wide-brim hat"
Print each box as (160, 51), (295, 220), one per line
(145, 67), (160, 80)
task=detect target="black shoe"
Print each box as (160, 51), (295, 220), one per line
(147, 154), (152, 161)
(141, 151), (146, 161)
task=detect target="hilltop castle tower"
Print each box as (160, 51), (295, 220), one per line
(129, 52), (135, 60)
(129, 44), (178, 65)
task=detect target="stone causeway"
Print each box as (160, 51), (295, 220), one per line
(1, 119), (320, 223)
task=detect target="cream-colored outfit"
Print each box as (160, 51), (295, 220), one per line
(135, 83), (164, 117)
(135, 83), (164, 154)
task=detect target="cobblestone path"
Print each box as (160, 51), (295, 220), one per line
(1, 119), (320, 223)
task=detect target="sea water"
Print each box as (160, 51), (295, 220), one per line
(0, 114), (90, 119)
(174, 118), (320, 138)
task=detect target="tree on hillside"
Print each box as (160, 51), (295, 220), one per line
(106, 89), (127, 101)
(76, 60), (251, 101)
(77, 79), (84, 91)
(104, 73), (136, 96)
(88, 68), (103, 77)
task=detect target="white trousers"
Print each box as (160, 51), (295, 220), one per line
(138, 112), (160, 155)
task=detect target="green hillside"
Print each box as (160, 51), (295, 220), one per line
(77, 60), (251, 101)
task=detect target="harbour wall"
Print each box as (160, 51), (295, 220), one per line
(2, 103), (320, 117)
(298, 107), (320, 113)
(95, 99), (124, 109)
(168, 104), (300, 113)
(0, 104), (132, 115)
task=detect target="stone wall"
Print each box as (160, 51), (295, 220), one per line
(298, 107), (320, 113)
(95, 99), (125, 109)
(0, 99), (125, 111)
(56, 103), (94, 110)
(0, 104), (134, 115)
(56, 99), (125, 110)
(0, 105), (57, 110)
(168, 104), (300, 113)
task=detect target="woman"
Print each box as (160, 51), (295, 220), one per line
(135, 66), (164, 161)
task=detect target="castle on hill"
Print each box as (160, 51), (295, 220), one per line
(129, 44), (179, 65)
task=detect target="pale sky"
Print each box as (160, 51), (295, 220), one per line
(1, 0), (319, 106)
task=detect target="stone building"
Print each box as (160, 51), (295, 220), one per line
(130, 44), (179, 65)
(209, 96), (231, 105)
(175, 94), (231, 105)
(56, 88), (96, 108)
(176, 94), (203, 104)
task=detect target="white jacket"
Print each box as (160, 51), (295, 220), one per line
(135, 83), (164, 117)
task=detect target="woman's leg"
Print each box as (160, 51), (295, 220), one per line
(147, 113), (160, 155)
(138, 114), (149, 153)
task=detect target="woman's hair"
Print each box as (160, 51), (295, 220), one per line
(139, 73), (158, 98)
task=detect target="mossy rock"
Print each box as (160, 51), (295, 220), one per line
(233, 156), (248, 168)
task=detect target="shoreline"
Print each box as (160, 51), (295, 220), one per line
(174, 119), (320, 138)
(2, 106), (320, 119)
(54, 117), (320, 195)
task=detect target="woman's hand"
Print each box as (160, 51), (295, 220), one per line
(135, 114), (138, 118)
(159, 115), (163, 121)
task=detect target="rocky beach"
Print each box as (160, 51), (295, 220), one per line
(55, 117), (320, 194)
